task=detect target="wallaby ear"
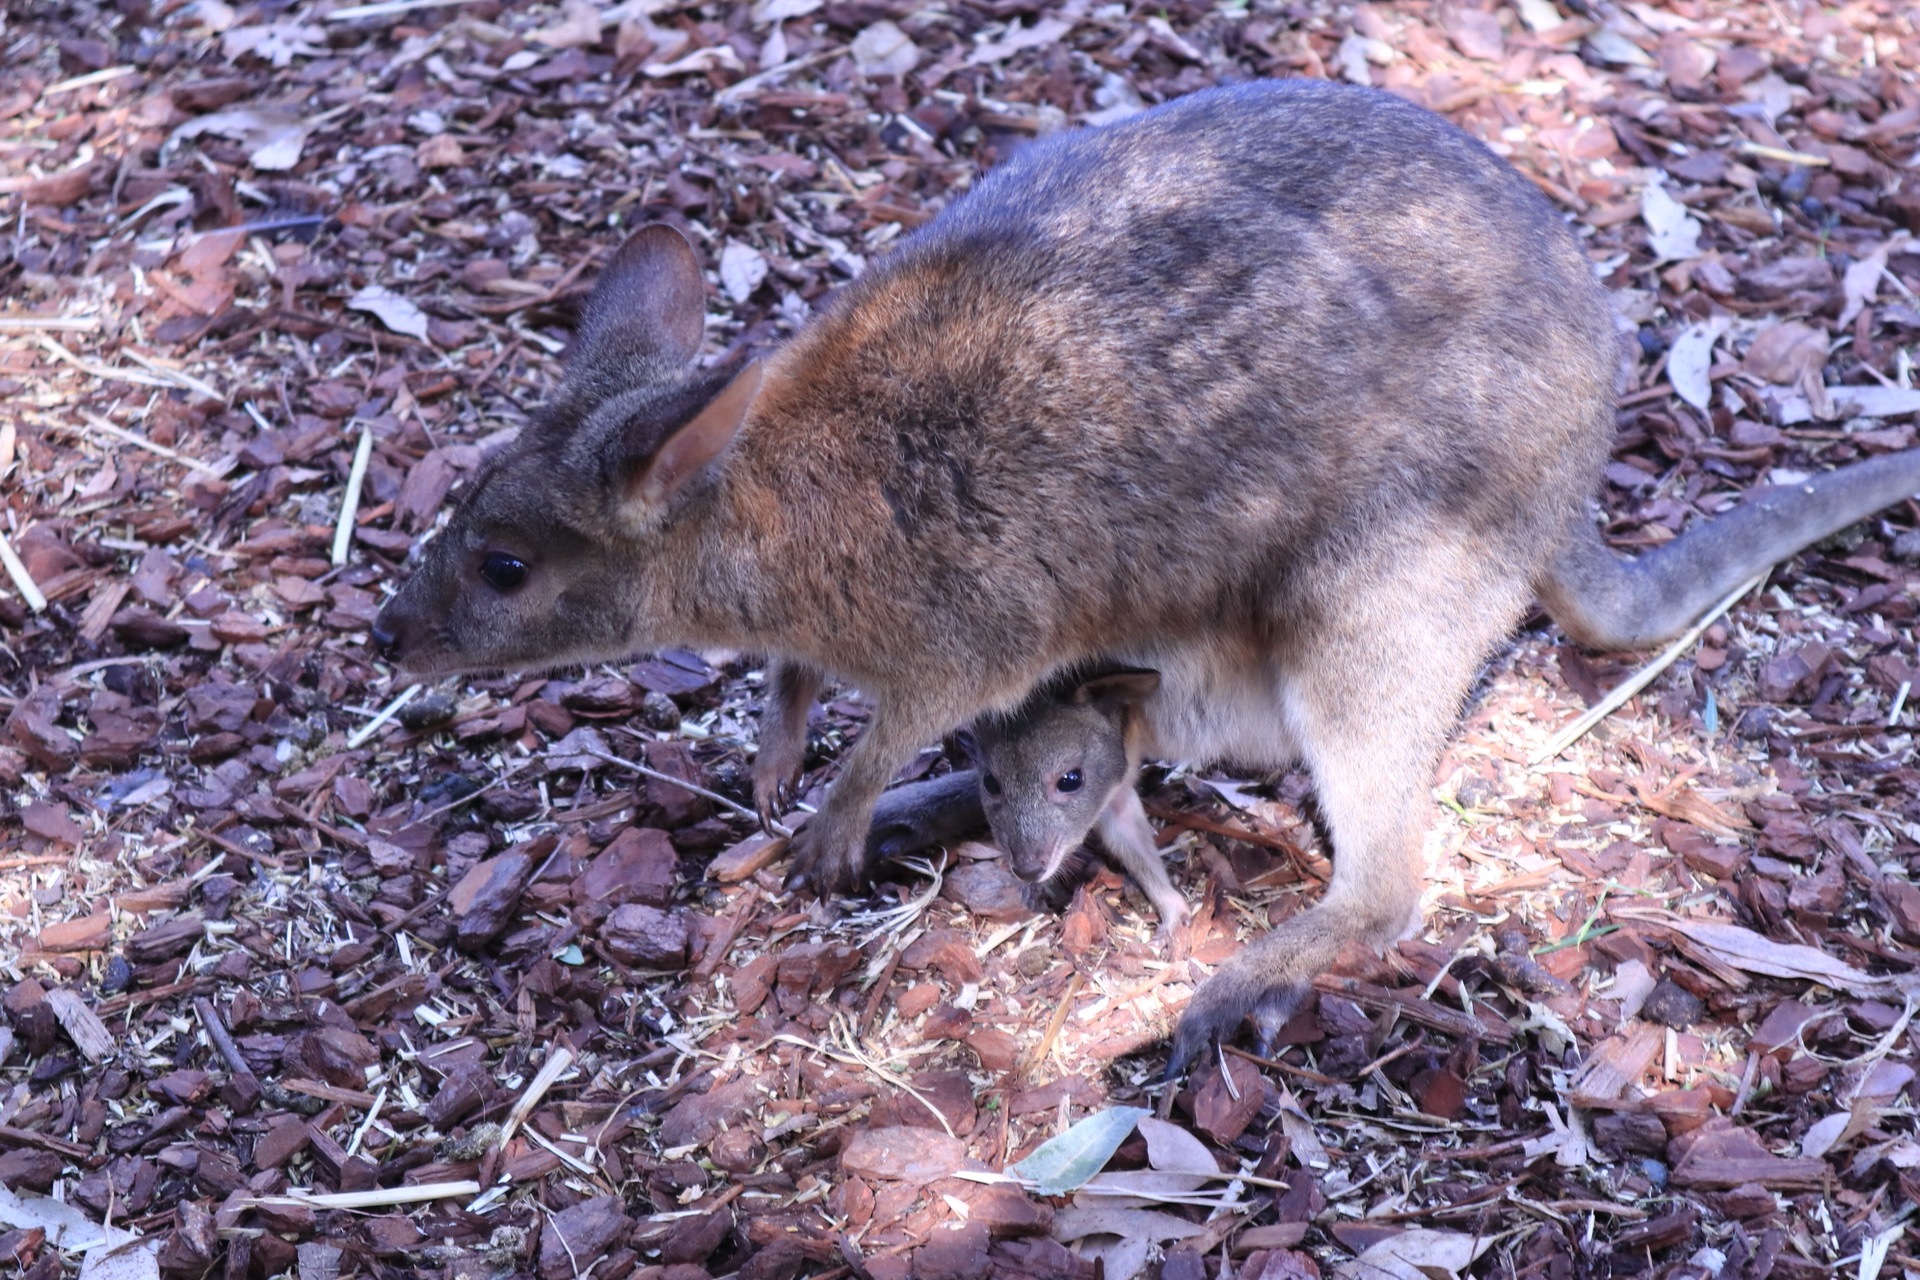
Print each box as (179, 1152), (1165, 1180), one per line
(628, 360), (764, 508)
(1074, 668), (1161, 713)
(576, 224), (707, 370)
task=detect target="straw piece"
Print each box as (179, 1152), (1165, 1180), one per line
(0, 315), (99, 332)
(240, 1182), (480, 1210)
(0, 530), (47, 612)
(497, 1045), (574, 1149)
(44, 66), (136, 95)
(1531, 575), (1763, 765)
(78, 412), (228, 476)
(36, 334), (189, 393)
(333, 426), (375, 566)
(1737, 141), (1831, 168)
(347, 684), (421, 750)
(121, 349), (223, 403)
(584, 747), (763, 824)
(325, 0), (465, 20)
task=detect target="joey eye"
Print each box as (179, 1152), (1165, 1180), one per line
(1057, 770), (1083, 794)
(479, 552), (528, 592)
(982, 774), (1002, 797)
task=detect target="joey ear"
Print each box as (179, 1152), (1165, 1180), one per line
(627, 360), (764, 508)
(1074, 668), (1161, 712)
(951, 729), (982, 767)
(576, 224), (707, 370)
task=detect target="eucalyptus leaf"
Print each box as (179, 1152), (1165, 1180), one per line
(1010, 1106), (1147, 1195)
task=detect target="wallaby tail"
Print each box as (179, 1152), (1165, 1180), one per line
(1540, 448), (1920, 652)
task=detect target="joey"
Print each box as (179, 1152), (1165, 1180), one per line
(865, 670), (1185, 932)
(958, 668), (1188, 934)
(374, 80), (1920, 1079)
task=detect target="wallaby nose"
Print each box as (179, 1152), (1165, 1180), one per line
(370, 614), (399, 658)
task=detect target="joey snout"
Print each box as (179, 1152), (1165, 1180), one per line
(1004, 834), (1074, 884)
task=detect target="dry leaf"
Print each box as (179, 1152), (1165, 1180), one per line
(719, 241), (769, 304)
(1136, 1116), (1220, 1177)
(1051, 1206), (1208, 1243)
(1334, 1229), (1494, 1280)
(347, 287), (431, 342)
(1741, 321), (1827, 386)
(1642, 178), (1702, 262)
(1779, 383), (1920, 424)
(1076, 1236), (1153, 1280)
(170, 107), (318, 171)
(1666, 316), (1727, 410)
(532, 0), (604, 48)
(221, 22), (326, 67)
(750, 0), (821, 23)
(1664, 919), (1897, 997)
(971, 14), (1079, 65)
(1611, 958), (1657, 1020)
(1798, 1110), (1852, 1159)
(1838, 236), (1908, 329)
(850, 21), (920, 77)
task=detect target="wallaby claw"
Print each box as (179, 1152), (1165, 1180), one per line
(753, 772), (804, 838)
(1162, 955), (1274, 1084)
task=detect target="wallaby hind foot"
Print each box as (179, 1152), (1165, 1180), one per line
(1164, 891), (1413, 1079)
(865, 769), (984, 862)
(1159, 538), (1526, 1077)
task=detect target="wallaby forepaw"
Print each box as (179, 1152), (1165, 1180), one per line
(785, 819), (867, 897)
(751, 760), (801, 836)
(1150, 895), (1191, 944)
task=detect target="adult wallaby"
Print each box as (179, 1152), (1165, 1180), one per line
(372, 79), (1920, 1077)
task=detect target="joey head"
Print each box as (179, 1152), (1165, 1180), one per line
(374, 80), (1920, 1082)
(956, 668), (1189, 934)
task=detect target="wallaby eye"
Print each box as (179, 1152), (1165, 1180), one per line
(982, 774), (1002, 797)
(1057, 770), (1083, 794)
(479, 552), (528, 592)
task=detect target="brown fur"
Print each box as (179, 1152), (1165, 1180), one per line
(373, 80), (1920, 1078)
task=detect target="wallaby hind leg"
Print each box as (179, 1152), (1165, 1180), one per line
(1167, 542), (1530, 1079)
(1095, 788), (1189, 937)
(753, 662), (822, 832)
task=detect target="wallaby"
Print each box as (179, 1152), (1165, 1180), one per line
(372, 79), (1920, 1078)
